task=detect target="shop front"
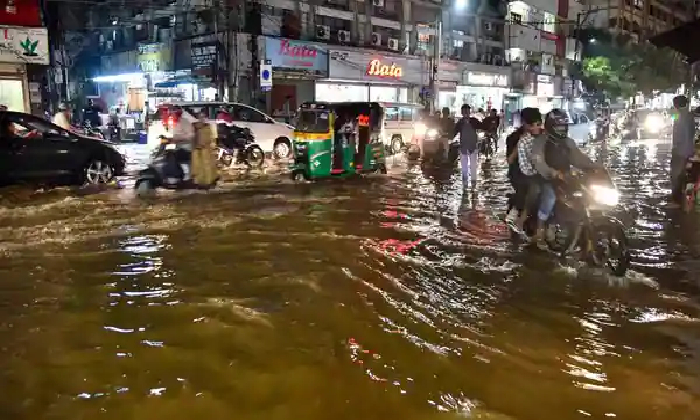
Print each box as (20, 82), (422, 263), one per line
(320, 50), (426, 104)
(521, 74), (563, 114)
(263, 37), (328, 121)
(0, 26), (48, 113)
(457, 66), (513, 116)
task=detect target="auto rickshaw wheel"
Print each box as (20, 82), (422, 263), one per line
(291, 169), (309, 181)
(376, 164), (387, 174)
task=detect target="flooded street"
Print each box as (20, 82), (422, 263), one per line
(0, 139), (699, 420)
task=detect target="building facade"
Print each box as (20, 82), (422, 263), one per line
(61, 0), (597, 118)
(587, 0), (693, 41)
(0, 0), (49, 114)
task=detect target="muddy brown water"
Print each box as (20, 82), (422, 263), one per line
(0, 141), (698, 420)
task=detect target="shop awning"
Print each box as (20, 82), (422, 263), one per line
(649, 18), (700, 62)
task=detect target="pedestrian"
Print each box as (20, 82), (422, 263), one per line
(453, 104), (481, 188)
(53, 103), (72, 130)
(670, 95), (696, 207)
(504, 107), (541, 220)
(191, 111), (218, 188)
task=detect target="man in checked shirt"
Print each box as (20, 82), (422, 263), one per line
(511, 109), (599, 244)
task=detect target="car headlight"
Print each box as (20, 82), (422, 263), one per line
(644, 116), (663, 132)
(589, 185), (619, 206)
(414, 122), (427, 136)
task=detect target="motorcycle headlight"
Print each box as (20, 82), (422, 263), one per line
(644, 116), (663, 132)
(414, 122), (427, 136)
(590, 185), (619, 206)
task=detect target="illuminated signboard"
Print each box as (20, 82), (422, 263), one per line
(366, 59), (402, 78)
(465, 71), (508, 87)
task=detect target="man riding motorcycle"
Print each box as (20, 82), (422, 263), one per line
(514, 108), (600, 244)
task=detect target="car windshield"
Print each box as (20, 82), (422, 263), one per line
(295, 110), (330, 133)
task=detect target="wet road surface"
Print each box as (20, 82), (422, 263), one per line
(0, 138), (699, 420)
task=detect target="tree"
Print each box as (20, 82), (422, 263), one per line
(578, 28), (688, 98)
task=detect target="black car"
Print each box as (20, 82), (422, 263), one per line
(0, 111), (126, 187)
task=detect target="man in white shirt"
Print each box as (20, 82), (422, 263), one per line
(53, 103), (72, 130)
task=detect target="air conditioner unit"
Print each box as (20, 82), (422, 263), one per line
(388, 38), (399, 51)
(484, 22), (493, 31)
(372, 0), (384, 6)
(371, 32), (382, 46)
(338, 30), (351, 43)
(316, 25), (330, 40)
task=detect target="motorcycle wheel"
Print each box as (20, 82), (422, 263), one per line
(244, 145), (265, 168)
(590, 223), (631, 277)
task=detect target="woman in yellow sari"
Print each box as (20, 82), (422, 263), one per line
(191, 112), (218, 188)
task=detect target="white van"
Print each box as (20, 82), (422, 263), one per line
(378, 102), (423, 153)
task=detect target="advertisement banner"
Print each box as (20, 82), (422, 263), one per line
(0, 26), (48, 65)
(265, 37), (327, 74)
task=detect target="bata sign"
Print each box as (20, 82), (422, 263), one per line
(366, 60), (403, 78)
(265, 37), (327, 73)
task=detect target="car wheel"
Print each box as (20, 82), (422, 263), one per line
(390, 136), (403, 154)
(273, 138), (291, 159)
(84, 159), (114, 185)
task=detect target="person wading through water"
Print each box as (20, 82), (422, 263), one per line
(191, 111), (218, 188)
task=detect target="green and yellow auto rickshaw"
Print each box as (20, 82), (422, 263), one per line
(290, 102), (387, 181)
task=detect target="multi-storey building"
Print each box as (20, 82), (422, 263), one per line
(60, 0), (589, 118)
(586, 0), (694, 41)
(0, 0), (49, 114)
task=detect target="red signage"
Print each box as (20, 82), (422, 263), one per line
(366, 60), (402, 78)
(0, 0), (42, 27)
(279, 39), (317, 59)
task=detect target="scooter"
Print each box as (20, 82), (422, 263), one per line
(134, 138), (198, 194)
(216, 123), (265, 169)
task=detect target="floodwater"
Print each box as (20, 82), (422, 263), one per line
(0, 139), (699, 420)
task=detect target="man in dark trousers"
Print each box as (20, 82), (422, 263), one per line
(670, 95), (696, 207)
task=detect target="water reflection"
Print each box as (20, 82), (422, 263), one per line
(0, 140), (698, 419)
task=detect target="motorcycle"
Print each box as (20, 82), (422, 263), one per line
(216, 123), (265, 169)
(134, 138), (199, 193)
(511, 168), (631, 276)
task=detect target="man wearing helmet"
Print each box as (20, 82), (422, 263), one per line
(517, 108), (599, 243)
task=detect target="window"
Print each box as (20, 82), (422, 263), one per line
(399, 107), (415, 122)
(4, 114), (65, 138)
(231, 105), (268, 123)
(510, 12), (522, 25)
(385, 107), (399, 121)
(543, 12), (555, 33)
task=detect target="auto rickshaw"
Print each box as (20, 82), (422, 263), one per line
(290, 102), (387, 181)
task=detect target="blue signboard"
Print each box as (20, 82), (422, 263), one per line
(265, 37), (328, 75)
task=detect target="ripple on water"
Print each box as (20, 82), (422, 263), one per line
(0, 142), (699, 419)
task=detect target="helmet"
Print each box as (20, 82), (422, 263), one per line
(545, 109), (568, 140)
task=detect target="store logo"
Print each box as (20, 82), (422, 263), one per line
(466, 71), (507, 87)
(366, 60), (402, 78)
(279, 40), (317, 59)
(19, 36), (38, 57)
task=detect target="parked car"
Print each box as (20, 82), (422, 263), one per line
(147, 102), (294, 159)
(0, 111), (125, 187)
(567, 111), (596, 146)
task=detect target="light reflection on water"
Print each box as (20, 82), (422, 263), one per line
(0, 141), (698, 419)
